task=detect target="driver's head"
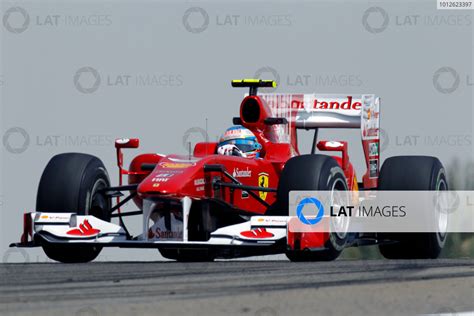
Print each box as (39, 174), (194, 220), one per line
(217, 125), (262, 158)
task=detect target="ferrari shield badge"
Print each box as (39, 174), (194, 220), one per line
(258, 172), (269, 200)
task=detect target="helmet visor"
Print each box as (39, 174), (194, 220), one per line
(222, 139), (261, 154)
(234, 143), (257, 153)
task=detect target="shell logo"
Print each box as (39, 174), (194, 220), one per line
(159, 162), (195, 169)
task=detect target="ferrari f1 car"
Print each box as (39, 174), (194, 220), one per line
(11, 79), (448, 262)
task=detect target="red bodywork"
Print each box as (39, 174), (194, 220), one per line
(135, 154), (281, 214)
(112, 91), (367, 251)
(116, 94), (359, 217)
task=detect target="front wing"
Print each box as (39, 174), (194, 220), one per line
(11, 212), (328, 258)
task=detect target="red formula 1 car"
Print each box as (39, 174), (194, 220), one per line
(11, 79), (448, 262)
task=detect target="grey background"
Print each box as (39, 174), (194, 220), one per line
(0, 0), (472, 262)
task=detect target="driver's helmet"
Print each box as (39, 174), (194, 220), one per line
(217, 125), (262, 158)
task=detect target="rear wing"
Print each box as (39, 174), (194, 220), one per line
(257, 93), (381, 189)
(231, 79), (381, 188)
(258, 93), (380, 135)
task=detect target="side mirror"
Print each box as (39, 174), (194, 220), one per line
(115, 138), (139, 149)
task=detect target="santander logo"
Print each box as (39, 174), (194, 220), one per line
(291, 96), (362, 111)
(233, 167), (252, 178)
(67, 219), (100, 236)
(240, 228), (274, 239)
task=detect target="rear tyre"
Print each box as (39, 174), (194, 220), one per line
(275, 155), (349, 262)
(36, 153), (111, 263)
(378, 156), (448, 259)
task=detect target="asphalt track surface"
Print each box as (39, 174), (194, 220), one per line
(0, 259), (473, 316)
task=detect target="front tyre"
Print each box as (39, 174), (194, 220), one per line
(378, 156), (448, 259)
(37, 153), (111, 263)
(275, 155), (349, 262)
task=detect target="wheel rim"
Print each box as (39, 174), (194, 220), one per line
(330, 177), (350, 239)
(88, 178), (109, 220)
(435, 177), (448, 239)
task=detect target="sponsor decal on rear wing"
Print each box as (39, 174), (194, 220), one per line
(258, 93), (380, 136)
(258, 93), (381, 188)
